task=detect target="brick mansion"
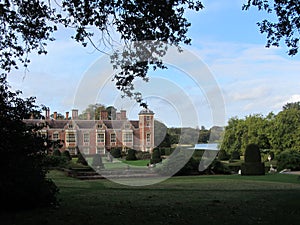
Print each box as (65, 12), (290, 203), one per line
(24, 108), (155, 155)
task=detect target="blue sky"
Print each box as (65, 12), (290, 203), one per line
(7, 0), (300, 128)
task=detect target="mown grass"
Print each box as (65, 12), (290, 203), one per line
(1, 171), (300, 225)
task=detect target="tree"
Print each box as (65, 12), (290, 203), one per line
(1, 0), (204, 105)
(243, 0), (300, 56)
(269, 106), (300, 152)
(0, 75), (58, 210)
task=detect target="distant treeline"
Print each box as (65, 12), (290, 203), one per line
(221, 102), (300, 155)
(155, 120), (223, 147)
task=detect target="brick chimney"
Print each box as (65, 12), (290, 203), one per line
(72, 109), (78, 120)
(116, 112), (121, 120)
(120, 110), (127, 120)
(53, 111), (57, 120)
(45, 107), (50, 120)
(65, 112), (69, 120)
(87, 111), (91, 120)
(100, 110), (108, 120)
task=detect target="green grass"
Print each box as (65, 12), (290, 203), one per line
(1, 171), (300, 225)
(121, 159), (150, 167)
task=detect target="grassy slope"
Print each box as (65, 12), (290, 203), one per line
(2, 171), (300, 225)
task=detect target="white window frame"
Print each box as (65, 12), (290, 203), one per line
(97, 133), (105, 143)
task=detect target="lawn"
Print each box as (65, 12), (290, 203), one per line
(1, 171), (300, 225)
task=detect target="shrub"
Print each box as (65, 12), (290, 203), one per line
(53, 149), (61, 156)
(126, 149), (137, 161)
(277, 150), (300, 171)
(241, 144), (265, 175)
(62, 150), (72, 161)
(231, 150), (240, 160)
(135, 151), (151, 160)
(176, 157), (199, 175)
(110, 148), (122, 158)
(77, 151), (88, 166)
(208, 159), (231, 174)
(218, 149), (229, 160)
(43, 155), (67, 167)
(150, 148), (162, 164)
(244, 144), (261, 162)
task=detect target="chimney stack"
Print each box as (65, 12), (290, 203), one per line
(72, 109), (78, 120)
(45, 107), (50, 120)
(65, 112), (69, 120)
(87, 111), (91, 120)
(120, 110), (127, 120)
(53, 112), (57, 120)
(116, 112), (121, 120)
(100, 110), (108, 120)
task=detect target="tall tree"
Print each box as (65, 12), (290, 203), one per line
(0, 75), (58, 210)
(1, 0), (204, 105)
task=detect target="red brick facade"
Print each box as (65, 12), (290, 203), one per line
(24, 109), (154, 155)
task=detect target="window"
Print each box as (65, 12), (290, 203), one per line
(97, 133), (105, 143)
(53, 133), (59, 141)
(97, 147), (105, 155)
(110, 133), (116, 143)
(146, 122), (150, 127)
(146, 133), (151, 142)
(66, 132), (76, 143)
(146, 116), (150, 121)
(83, 133), (90, 143)
(68, 124), (73, 129)
(97, 124), (103, 129)
(124, 123), (130, 129)
(123, 133), (133, 143)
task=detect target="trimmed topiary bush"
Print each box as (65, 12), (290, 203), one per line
(77, 150), (88, 166)
(150, 148), (162, 164)
(126, 149), (137, 161)
(110, 148), (122, 158)
(241, 144), (265, 175)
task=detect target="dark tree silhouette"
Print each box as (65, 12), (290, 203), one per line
(0, 75), (59, 210)
(243, 0), (300, 55)
(1, 0), (204, 105)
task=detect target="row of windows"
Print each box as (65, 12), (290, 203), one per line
(60, 132), (151, 144)
(66, 133), (137, 143)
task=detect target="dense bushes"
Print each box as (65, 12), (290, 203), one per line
(218, 149), (229, 160)
(231, 151), (240, 160)
(241, 144), (265, 175)
(277, 150), (300, 171)
(135, 151), (151, 160)
(77, 150), (88, 166)
(150, 148), (162, 164)
(126, 149), (137, 161)
(62, 150), (72, 161)
(110, 148), (122, 158)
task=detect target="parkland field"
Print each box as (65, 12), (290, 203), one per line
(2, 171), (300, 225)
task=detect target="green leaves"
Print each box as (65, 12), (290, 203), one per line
(243, 0), (300, 55)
